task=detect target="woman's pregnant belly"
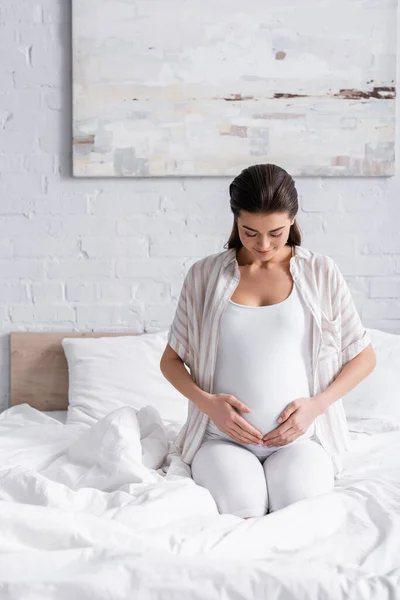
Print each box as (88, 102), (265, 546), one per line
(206, 350), (315, 446)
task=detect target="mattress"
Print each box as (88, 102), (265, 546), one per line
(0, 403), (399, 599)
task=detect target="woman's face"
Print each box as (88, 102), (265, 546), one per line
(236, 210), (294, 261)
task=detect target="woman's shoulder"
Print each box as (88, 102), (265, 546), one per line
(187, 250), (228, 278)
(297, 248), (342, 290)
(299, 246), (337, 272)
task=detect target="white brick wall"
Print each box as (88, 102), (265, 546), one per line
(0, 0), (399, 410)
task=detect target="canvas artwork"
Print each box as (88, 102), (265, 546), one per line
(72, 0), (397, 177)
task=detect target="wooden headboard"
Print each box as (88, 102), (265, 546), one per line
(10, 332), (141, 411)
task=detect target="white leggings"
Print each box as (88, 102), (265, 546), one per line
(191, 436), (335, 518)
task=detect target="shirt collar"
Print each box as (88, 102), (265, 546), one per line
(221, 244), (311, 268)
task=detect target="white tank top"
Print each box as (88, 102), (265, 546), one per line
(204, 270), (315, 453)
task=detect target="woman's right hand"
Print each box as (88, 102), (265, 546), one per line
(205, 393), (264, 445)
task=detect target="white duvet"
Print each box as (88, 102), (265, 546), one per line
(0, 404), (399, 599)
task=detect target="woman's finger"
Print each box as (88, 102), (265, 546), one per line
(226, 428), (248, 444)
(234, 415), (264, 442)
(264, 427), (299, 447)
(228, 424), (263, 445)
(262, 419), (293, 443)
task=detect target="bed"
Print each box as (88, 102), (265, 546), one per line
(1, 330), (400, 599)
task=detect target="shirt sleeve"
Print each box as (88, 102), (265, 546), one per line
(330, 259), (371, 364)
(167, 265), (194, 367)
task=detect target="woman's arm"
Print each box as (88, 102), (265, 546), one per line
(262, 346), (376, 446)
(160, 344), (213, 414)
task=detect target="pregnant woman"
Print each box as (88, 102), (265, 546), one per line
(160, 163), (376, 519)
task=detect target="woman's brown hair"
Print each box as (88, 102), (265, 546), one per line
(223, 163), (302, 250)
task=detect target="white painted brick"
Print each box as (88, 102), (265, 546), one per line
(76, 306), (141, 326)
(0, 260), (44, 280)
(53, 216), (115, 237)
(31, 44), (63, 75)
(175, 178), (226, 207)
(185, 214), (233, 235)
(0, 24), (17, 47)
(0, 109), (12, 130)
(144, 304), (177, 325)
(115, 259), (183, 280)
(0, 306), (8, 323)
(323, 212), (395, 234)
(117, 213), (186, 236)
(336, 255), (397, 277)
(361, 236), (400, 255)
(0, 131), (36, 153)
(304, 233), (356, 257)
(296, 212), (325, 233)
(367, 320), (400, 335)
(339, 183), (388, 213)
(47, 260), (113, 280)
(363, 299), (400, 320)
(9, 323), (74, 333)
(10, 305), (75, 324)
(0, 47), (30, 78)
(16, 24), (55, 46)
(44, 90), (62, 111)
(0, 70), (13, 93)
(167, 191), (227, 214)
(45, 176), (105, 195)
(0, 173), (44, 196)
(14, 236), (78, 258)
(40, 0), (71, 23)
(370, 279), (400, 298)
(0, 216), (54, 237)
(0, 0), (42, 22)
(31, 282), (64, 303)
(66, 283), (97, 302)
(292, 180), (342, 213)
(81, 237), (148, 258)
(0, 155), (24, 173)
(13, 67), (62, 90)
(345, 277), (370, 299)
(135, 281), (169, 303)
(23, 154), (55, 173)
(37, 111), (63, 151)
(0, 91), (41, 132)
(33, 195), (89, 215)
(98, 282), (132, 302)
(0, 391), (9, 412)
(91, 192), (160, 215)
(0, 239), (13, 258)
(150, 234), (222, 258)
(0, 283), (28, 302)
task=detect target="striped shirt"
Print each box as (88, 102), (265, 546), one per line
(167, 244), (372, 477)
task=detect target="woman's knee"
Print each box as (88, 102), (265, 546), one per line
(191, 439), (269, 518)
(263, 440), (334, 512)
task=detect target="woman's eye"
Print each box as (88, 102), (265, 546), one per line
(244, 233), (283, 239)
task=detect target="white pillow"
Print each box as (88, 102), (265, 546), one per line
(343, 328), (400, 422)
(63, 331), (188, 426)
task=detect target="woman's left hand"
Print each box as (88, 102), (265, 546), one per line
(262, 397), (322, 447)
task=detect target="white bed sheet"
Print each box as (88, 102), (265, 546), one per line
(0, 403), (399, 599)
(42, 410), (68, 424)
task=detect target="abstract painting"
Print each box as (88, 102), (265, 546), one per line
(72, 0), (397, 177)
